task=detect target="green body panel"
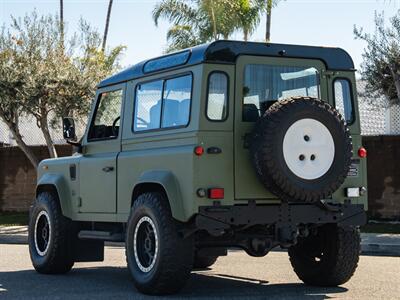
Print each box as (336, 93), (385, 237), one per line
(328, 71), (368, 208)
(132, 170), (185, 220)
(37, 156), (81, 219)
(36, 50), (368, 223)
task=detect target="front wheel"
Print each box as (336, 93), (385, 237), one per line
(126, 192), (194, 295)
(288, 224), (360, 286)
(28, 192), (75, 274)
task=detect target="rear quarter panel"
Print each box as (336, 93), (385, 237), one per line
(117, 65), (203, 222)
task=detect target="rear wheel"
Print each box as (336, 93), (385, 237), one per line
(193, 253), (218, 269)
(126, 192), (194, 295)
(288, 224), (360, 286)
(28, 192), (75, 274)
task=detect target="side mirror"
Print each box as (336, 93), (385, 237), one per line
(63, 117), (77, 141)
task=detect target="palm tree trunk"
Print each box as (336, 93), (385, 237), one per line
(102, 0), (114, 52)
(60, 0), (64, 46)
(209, 0), (218, 40)
(265, 0), (273, 42)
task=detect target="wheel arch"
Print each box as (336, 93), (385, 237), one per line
(131, 170), (185, 222)
(36, 173), (73, 219)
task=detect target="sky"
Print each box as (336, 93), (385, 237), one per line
(1, 0), (400, 72)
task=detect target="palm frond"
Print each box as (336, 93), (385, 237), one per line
(153, 0), (198, 26)
(165, 24), (202, 53)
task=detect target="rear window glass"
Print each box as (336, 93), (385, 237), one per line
(334, 79), (354, 124)
(243, 65), (319, 121)
(207, 72), (228, 121)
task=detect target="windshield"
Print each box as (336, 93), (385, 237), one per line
(243, 64), (320, 121)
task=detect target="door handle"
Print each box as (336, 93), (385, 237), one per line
(102, 166), (114, 173)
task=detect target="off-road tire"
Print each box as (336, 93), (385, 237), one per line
(28, 192), (75, 274)
(288, 224), (360, 286)
(193, 253), (218, 269)
(250, 97), (352, 202)
(126, 192), (194, 295)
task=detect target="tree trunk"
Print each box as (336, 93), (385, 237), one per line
(266, 0), (272, 42)
(102, 0), (114, 52)
(4, 120), (39, 168)
(244, 30), (249, 41)
(60, 0), (64, 47)
(39, 116), (58, 159)
(389, 65), (400, 103)
(210, 1), (218, 41)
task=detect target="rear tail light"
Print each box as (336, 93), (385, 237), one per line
(208, 188), (224, 199)
(194, 146), (204, 156)
(358, 147), (367, 158)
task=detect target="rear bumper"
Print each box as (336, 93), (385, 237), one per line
(196, 202), (367, 231)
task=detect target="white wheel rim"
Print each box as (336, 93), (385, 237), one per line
(283, 118), (335, 180)
(34, 210), (51, 257)
(133, 216), (159, 273)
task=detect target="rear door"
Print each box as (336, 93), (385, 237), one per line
(234, 56), (327, 200)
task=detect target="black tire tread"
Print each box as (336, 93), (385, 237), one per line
(288, 225), (360, 286)
(193, 254), (218, 269)
(126, 192), (193, 295)
(29, 192), (74, 274)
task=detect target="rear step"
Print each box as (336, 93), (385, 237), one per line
(78, 230), (124, 242)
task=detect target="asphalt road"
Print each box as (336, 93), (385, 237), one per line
(0, 244), (399, 300)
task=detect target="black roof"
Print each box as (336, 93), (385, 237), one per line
(98, 40), (355, 88)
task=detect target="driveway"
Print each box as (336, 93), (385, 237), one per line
(0, 244), (399, 299)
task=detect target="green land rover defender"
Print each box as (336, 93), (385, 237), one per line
(28, 41), (367, 295)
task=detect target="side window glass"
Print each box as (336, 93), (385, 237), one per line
(334, 79), (354, 124)
(88, 89), (123, 141)
(162, 75), (192, 128)
(207, 72), (228, 121)
(134, 80), (163, 131)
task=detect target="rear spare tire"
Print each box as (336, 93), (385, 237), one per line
(250, 97), (352, 202)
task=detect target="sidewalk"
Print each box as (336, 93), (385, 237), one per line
(1, 225), (399, 256)
(0, 225), (28, 244)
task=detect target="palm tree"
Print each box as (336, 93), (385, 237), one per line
(233, 0), (262, 41)
(153, 0), (241, 52)
(262, 0), (282, 42)
(102, 0), (114, 52)
(266, 0), (273, 42)
(59, 0), (64, 46)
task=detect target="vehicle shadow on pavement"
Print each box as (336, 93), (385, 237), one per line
(0, 267), (347, 300)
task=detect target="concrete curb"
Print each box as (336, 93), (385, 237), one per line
(1, 226), (399, 256)
(360, 233), (400, 256)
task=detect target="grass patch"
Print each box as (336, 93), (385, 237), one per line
(361, 222), (400, 234)
(0, 212), (29, 226)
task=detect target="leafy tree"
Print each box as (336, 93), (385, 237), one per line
(153, 0), (263, 52)
(0, 11), (125, 166)
(0, 27), (39, 167)
(355, 11), (400, 106)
